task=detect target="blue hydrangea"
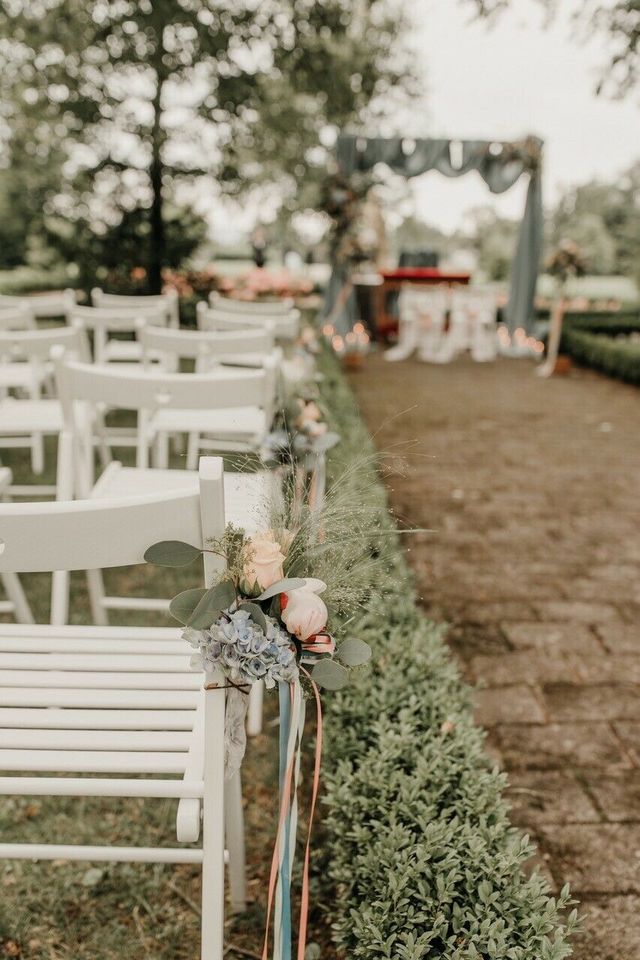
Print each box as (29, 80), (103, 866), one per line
(185, 608), (298, 688)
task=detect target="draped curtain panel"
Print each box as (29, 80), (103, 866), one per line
(326, 134), (543, 334)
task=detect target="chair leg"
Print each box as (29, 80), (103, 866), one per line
(50, 570), (69, 626)
(187, 432), (201, 471)
(86, 569), (109, 626)
(1, 573), (34, 624)
(224, 772), (247, 913)
(201, 683), (225, 960)
(31, 433), (45, 474)
(154, 430), (170, 469)
(246, 680), (264, 737)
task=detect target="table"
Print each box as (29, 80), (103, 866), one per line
(374, 268), (471, 338)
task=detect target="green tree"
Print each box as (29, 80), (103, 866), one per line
(0, 0), (416, 291)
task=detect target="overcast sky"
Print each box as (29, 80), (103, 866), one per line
(408, 0), (640, 231)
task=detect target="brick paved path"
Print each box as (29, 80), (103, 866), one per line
(349, 352), (640, 960)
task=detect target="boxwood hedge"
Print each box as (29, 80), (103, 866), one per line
(318, 353), (578, 960)
(562, 329), (640, 386)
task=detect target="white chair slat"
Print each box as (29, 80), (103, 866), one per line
(0, 777), (203, 799)
(0, 652), (191, 672)
(0, 687), (200, 708)
(0, 749), (188, 774)
(0, 669), (201, 689)
(0, 728), (192, 752)
(0, 844), (204, 864)
(0, 708), (196, 730)
(0, 624), (179, 639)
(0, 637), (186, 654)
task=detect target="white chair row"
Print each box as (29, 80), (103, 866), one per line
(0, 457), (244, 958)
(385, 285), (498, 363)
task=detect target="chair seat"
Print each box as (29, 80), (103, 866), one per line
(0, 622), (200, 769)
(149, 406), (267, 443)
(0, 363), (49, 390)
(0, 399), (63, 433)
(91, 462), (278, 534)
(102, 340), (143, 363)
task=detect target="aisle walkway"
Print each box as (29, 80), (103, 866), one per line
(350, 352), (640, 960)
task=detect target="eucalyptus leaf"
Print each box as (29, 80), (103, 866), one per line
(240, 601), (268, 632)
(169, 588), (208, 625)
(311, 658), (349, 691)
(144, 540), (202, 567)
(188, 579), (236, 629)
(256, 577), (306, 602)
(335, 637), (372, 667)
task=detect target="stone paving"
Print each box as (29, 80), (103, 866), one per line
(349, 352), (640, 960)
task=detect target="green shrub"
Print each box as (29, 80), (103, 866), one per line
(318, 353), (578, 960)
(0, 266), (78, 296)
(562, 329), (640, 386)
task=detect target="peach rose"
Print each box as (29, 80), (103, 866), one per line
(241, 531), (286, 593)
(281, 588), (328, 641)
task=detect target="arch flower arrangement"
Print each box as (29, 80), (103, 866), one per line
(145, 473), (383, 958)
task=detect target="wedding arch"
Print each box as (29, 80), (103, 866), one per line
(323, 133), (543, 335)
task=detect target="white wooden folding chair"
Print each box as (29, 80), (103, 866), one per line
(138, 321), (279, 372)
(0, 458), (245, 957)
(0, 324), (89, 489)
(197, 301), (300, 342)
(25, 289), (77, 321)
(70, 303), (168, 365)
(0, 466), (33, 624)
(210, 291), (295, 315)
(54, 353), (276, 478)
(92, 288), (180, 327)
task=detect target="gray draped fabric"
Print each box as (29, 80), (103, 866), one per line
(326, 135), (543, 334)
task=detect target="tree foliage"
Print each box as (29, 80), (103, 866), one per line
(0, 0), (417, 289)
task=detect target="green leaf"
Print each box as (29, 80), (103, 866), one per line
(311, 658), (349, 690)
(335, 637), (372, 667)
(169, 588), (208, 625)
(144, 540), (202, 567)
(188, 580), (236, 629)
(256, 578), (306, 602)
(240, 601), (268, 632)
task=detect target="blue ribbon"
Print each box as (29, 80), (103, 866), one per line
(277, 681), (293, 960)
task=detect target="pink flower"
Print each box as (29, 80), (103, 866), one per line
(281, 588), (328, 641)
(241, 531), (286, 594)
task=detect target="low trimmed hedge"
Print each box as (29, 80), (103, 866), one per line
(318, 354), (577, 959)
(562, 329), (640, 386)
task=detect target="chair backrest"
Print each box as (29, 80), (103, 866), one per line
(54, 352), (274, 415)
(210, 291), (295, 315)
(0, 306), (36, 331)
(138, 322), (275, 365)
(24, 289), (77, 320)
(197, 302), (299, 340)
(92, 288), (179, 325)
(0, 457), (224, 574)
(0, 322), (91, 363)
